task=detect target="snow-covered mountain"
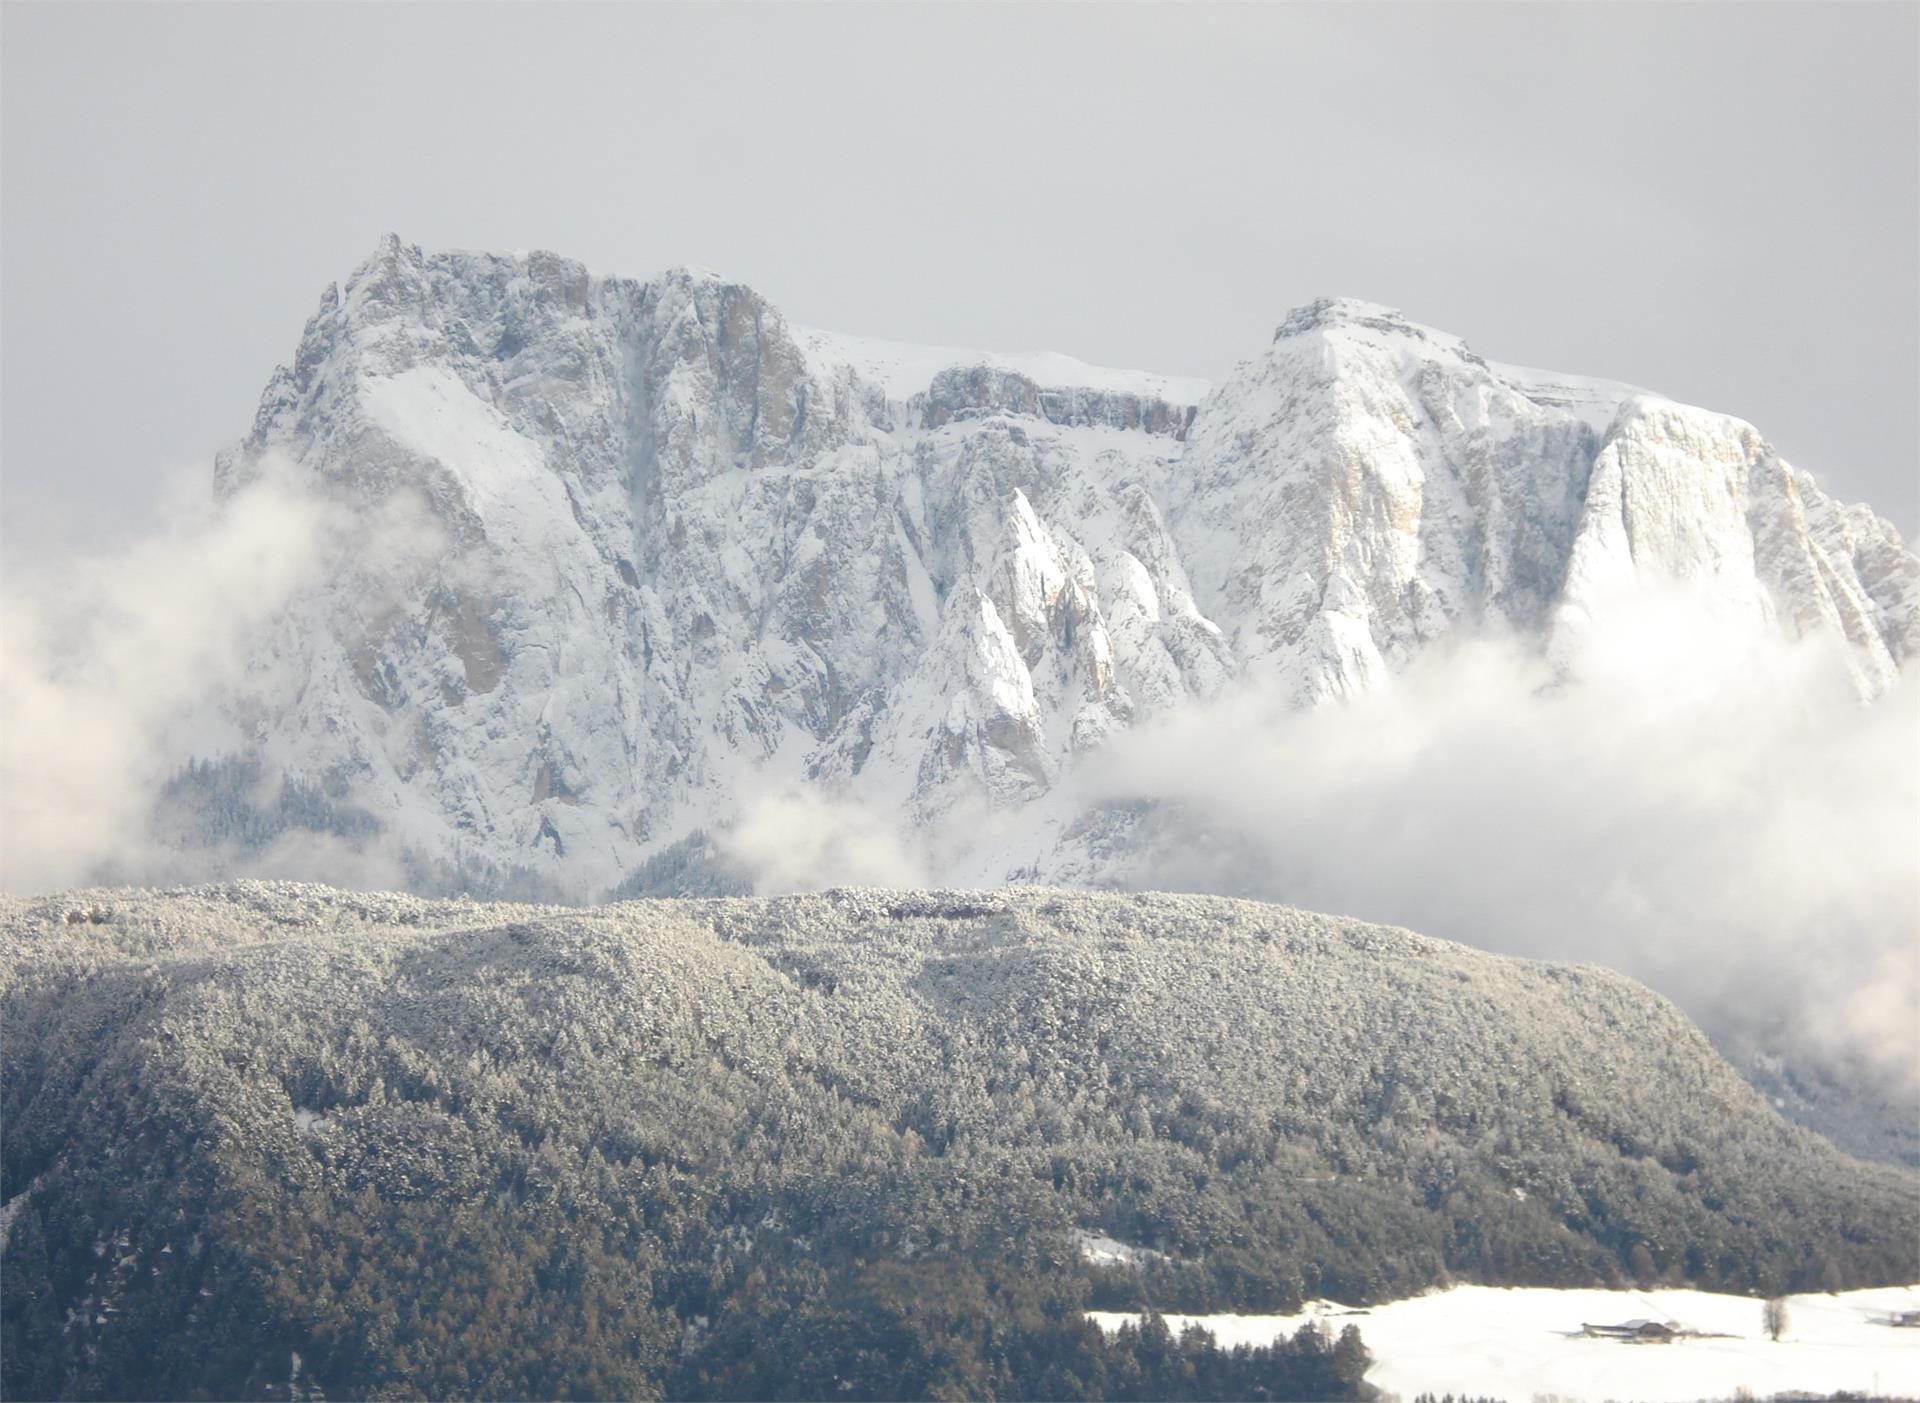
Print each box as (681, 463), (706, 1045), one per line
(205, 236), (1917, 896)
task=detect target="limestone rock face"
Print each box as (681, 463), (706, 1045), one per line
(207, 243), (1916, 894)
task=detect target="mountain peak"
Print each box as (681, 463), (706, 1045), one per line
(203, 238), (1915, 910)
(1279, 295), (1410, 329)
(351, 230), (419, 274)
(1271, 296), (1482, 364)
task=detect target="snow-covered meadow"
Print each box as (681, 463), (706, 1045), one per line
(1092, 1284), (1920, 1401)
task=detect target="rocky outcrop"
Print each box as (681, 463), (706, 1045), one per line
(923, 365), (1196, 438)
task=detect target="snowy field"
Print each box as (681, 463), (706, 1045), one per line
(1091, 1284), (1920, 1401)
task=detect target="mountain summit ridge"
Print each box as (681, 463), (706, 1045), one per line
(195, 236), (1916, 898)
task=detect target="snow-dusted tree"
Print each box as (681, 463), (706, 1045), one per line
(1764, 1295), (1790, 1341)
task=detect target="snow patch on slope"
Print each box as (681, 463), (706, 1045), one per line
(360, 365), (565, 531)
(292, 1106), (328, 1135)
(1072, 1229), (1168, 1269)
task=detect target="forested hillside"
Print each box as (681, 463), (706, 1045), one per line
(3, 883), (1912, 1400)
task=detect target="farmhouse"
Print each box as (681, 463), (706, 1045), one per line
(1581, 1318), (1679, 1342)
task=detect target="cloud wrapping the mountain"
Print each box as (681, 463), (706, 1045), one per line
(0, 461), (337, 890)
(719, 787), (929, 893)
(0, 461), (446, 894)
(1076, 585), (1920, 1088)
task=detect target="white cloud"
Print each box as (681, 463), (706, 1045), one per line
(0, 458), (354, 891)
(0, 459), (454, 895)
(719, 787), (929, 894)
(1075, 587), (1920, 1089)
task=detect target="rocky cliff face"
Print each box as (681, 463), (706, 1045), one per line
(206, 239), (1916, 897)
(1162, 296), (1916, 704)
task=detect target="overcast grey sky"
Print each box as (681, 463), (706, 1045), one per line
(3, 1), (1915, 564)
